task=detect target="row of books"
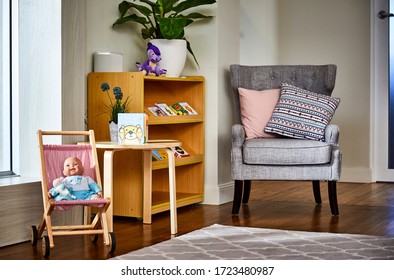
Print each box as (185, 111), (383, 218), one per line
(152, 146), (190, 161)
(147, 102), (198, 116)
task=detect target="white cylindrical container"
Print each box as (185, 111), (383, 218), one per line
(94, 52), (123, 72)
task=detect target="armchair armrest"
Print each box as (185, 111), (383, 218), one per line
(231, 124), (246, 179)
(324, 124), (340, 145)
(232, 124), (245, 147)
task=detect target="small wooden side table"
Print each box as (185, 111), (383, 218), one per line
(94, 140), (181, 235)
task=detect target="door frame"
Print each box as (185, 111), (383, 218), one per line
(372, 0), (394, 181)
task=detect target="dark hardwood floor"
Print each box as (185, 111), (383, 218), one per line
(1, 181), (394, 260)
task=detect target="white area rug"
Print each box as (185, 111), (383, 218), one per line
(112, 224), (394, 260)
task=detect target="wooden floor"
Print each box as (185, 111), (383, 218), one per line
(1, 181), (394, 260)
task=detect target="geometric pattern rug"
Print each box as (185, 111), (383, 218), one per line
(112, 224), (394, 260)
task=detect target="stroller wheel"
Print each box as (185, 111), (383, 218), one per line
(30, 225), (38, 246)
(42, 235), (50, 258)
(108, 232), (116, 254)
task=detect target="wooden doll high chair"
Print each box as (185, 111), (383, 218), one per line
(31, 130), (116, 257)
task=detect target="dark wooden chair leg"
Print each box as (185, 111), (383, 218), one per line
(232, 180), (243, 215)
(242, 180), (252, 204)
(328, 180), (339, 215)
(312, 180), (322, 204)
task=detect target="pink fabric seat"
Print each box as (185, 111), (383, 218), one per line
(43, 144), (105, 210)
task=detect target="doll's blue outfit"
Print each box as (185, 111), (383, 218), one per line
(51, 175), (101, 201)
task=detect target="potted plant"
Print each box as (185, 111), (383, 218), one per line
(100, 82), (131, 141)
(113, 0), (216, 76)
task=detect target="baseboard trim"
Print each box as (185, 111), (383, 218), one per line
(340, 167), (373, 183)
(203, 182), (234, 205)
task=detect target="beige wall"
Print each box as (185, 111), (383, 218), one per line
(240, 0), (371, 182)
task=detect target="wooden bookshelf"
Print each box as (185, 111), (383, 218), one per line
(87, 72), (204, 218)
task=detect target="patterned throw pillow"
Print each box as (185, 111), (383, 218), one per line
(264, 83), (340, 141)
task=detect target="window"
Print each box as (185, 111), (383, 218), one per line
(0, 0), (12, 176)
(1, 0), (61, 180)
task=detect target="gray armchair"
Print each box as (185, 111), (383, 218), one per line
(230, 64), (341, 216)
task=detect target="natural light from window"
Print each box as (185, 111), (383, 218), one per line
(0, 0), (11, 176)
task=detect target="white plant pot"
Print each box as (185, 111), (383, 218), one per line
(150, 39), (187, 78)
(109, 121), (118, 142)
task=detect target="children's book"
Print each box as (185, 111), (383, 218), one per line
(170, 103), (189, 115)
(154, 103), (177, 116)
(152, 149), (163, 161)
(147, 106), (165, 116)
(158, 149), (168, 160)
(171, 146), (190, 158)
(178, 102), (198, 115)
(117, 113), (148, 144)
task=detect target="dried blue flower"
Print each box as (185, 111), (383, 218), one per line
(99, 82), (130, 124)
(101, 82), (110, 92)
(113, 86), (123, 100)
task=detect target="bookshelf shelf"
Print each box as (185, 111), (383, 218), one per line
(87, 72), (205, 218)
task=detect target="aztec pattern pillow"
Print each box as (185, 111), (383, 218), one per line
(264, 83), (340, 141)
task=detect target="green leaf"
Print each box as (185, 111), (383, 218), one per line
(117, 1), (153, 18)
(178, 12), (213, 20)
(173, 0), (216, 14)
(158, 17), (188, 39)
(160, 0), (179, 15)
(118, 1), (133, 17)
(141, 27), (156, 39)
(186, 39), (199, 68)
(113, 14), (149, 26)
(139, 0), (160, 11)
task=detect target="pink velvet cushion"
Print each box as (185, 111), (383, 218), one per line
(238, 87), (280, 140)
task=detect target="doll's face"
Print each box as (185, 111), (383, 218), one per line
(63, 157), (84, 176)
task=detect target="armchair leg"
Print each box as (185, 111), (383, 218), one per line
(328, 181), (339, 215)
(242, 180), (252, 204)
(232, 180), (243, 215)
(312, 180), (322, 204)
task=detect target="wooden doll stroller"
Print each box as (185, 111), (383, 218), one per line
(31, 130), (116, 257)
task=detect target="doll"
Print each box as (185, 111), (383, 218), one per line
(48, 156), (102, 201)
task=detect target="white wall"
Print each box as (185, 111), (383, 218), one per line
(216, 0), (240, 203)
(240, 0), (371, 182)
(240, 0), (279, 65)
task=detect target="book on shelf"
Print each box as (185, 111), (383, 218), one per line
(178, 102), (198, 115)
(117, 113), (148, 144)
(170, 103), (189, 115)
(171, 146), (190, 158)
(170, 103), (189, 116)
(152, 149), (163, 161)
(158, 149), (168, 159)
(154, 103), (177, 116)
(147, 106), (166, 116)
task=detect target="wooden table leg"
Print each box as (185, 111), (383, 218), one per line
(143, 150), (153, 224)
(103, 150), (115, 232)
(166, 148), (177, 235)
